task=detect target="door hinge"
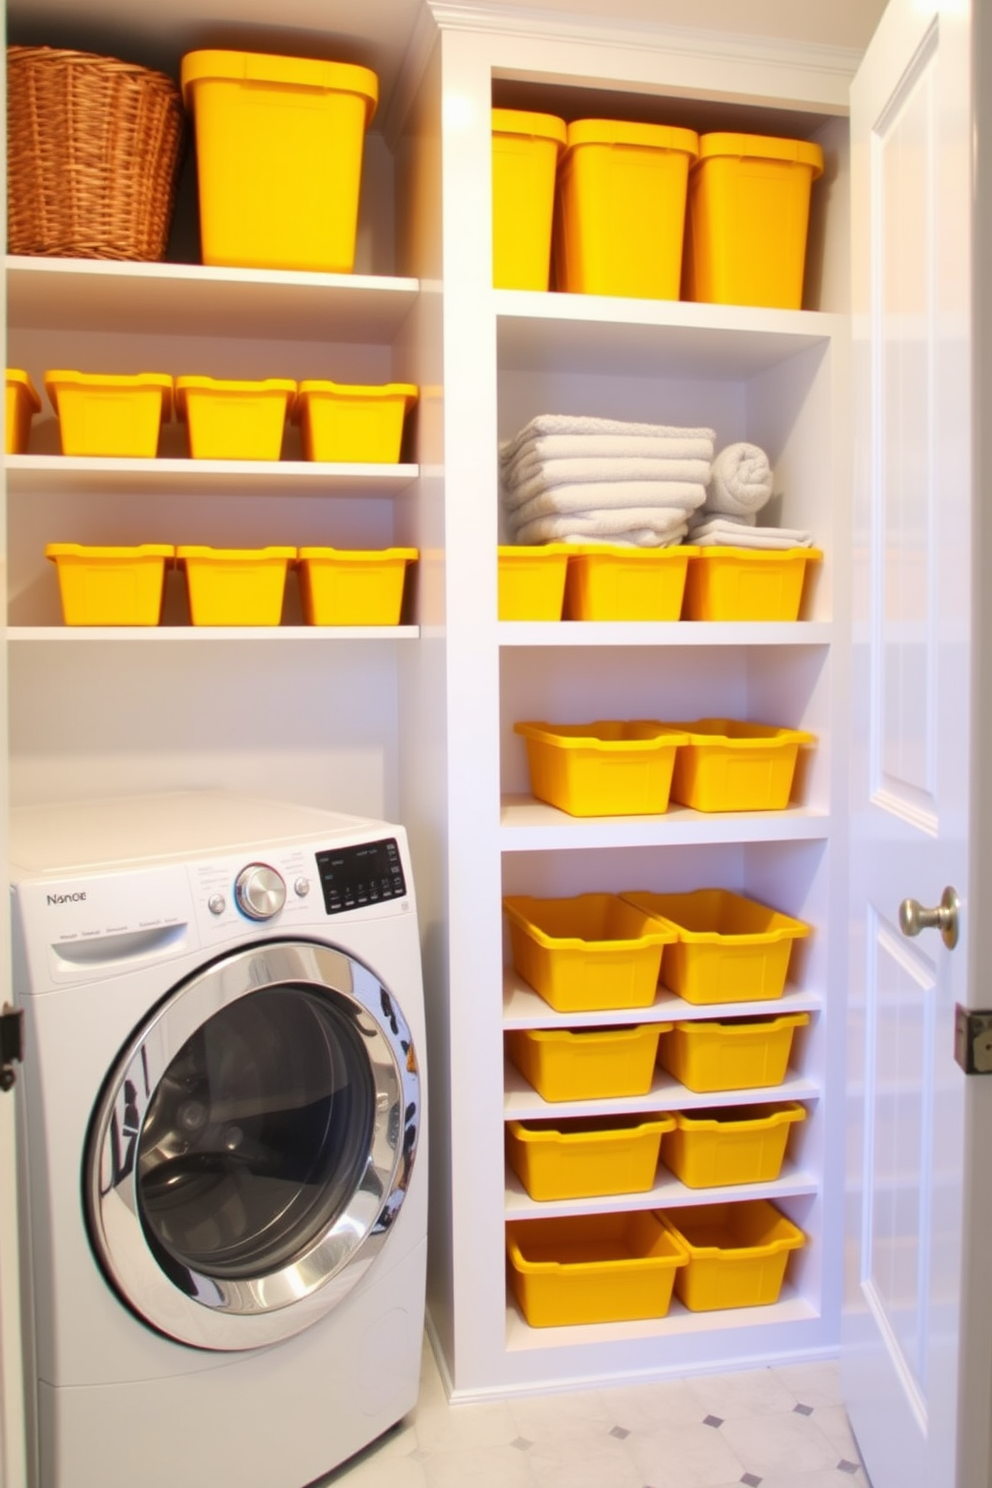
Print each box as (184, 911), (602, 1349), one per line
(0, 1004), (24, 1092)
(954, 1005), (992, 1074)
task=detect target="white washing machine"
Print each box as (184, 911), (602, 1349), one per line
(9, 791), (428, 1488)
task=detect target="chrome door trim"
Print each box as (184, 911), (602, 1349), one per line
(86, 940), (420, 1351)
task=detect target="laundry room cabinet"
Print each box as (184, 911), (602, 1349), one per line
(3, 0), (856, 1411)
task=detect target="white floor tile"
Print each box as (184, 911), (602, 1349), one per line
(508, 1385), (614, 1443)
(770, 1360), (845, 1410)
(421, 1442), (538, 1488)
(527, 1434), (646, 1488)
(598, 1376), (714, 1432)
(624, 1420), (748, 1488)
(413, 1398), (521, 1455)
(718, 1410), (844, 1478)
(684, 1365), (802, 1420)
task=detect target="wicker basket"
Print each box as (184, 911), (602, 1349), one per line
(7, 46), (185, 261)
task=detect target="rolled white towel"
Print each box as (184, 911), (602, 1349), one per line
(501, 453), (713, 498)
(504, 480), (707, 522)
(704, 442), (774, 518)
(500, 415), (716, 465)
(499, 432), (717, 469)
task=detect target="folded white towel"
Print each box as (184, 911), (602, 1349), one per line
(690, 518), (814, 549)
(500, 415), (716, 464)
(501, 454), (713, 497)
(505, 480), (707, 523)
(513, 508), (690, 546)
(499, 432), (717, 468)
(704, 442), (774, 518)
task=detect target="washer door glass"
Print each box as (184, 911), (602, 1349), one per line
(87, 940), (420, 1351)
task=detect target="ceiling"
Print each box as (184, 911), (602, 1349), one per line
(9, 0), (889, 112)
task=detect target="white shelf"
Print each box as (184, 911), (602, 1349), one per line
(8, 626), (420, 642)
(5, 455), (419, 497)
(502, 973), (823, 1029)
(503, 1063), (821, 1120)
(499, 795), (830, 849)
(504, 1284), (818, 1352)
(6, 256), (420, 342)
(503, 1160), (819, 1219)
(498, 622), (832, 647)
(495, 291), (842, 377)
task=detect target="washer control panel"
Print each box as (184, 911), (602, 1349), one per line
(316, 838), (406, 915)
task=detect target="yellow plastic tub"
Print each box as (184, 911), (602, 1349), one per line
(502, 893), (677, 1012)
(498, 545), (570, 621)
(659, 1200), (806, 1310)
(506, 1114), (676, 1200)
(181, 50), (378, 272)
(45, 544), (174, 626)
(506, 1023), (670, 1102)
(6, 369), (41, 454)
(507, 1211), (688, 1326)
(683, 133), (825, 309)
(492, 108), (567, 291)
(683, 547), (823, 622)
(514, 720), (689, 817)
(618, 889), (810, 1005)
(664, 1103), (806, 1188)
(177, 545), (296, 625)
(44, 370), (173, 458)
(294, 381), (418, 463)
(563, 544), (698, 621)
(175, 376), (296, 461)
(659, 1013), (810, 1094)
(555, 119), (699, 299)
(296, 547), (417, 625)
(665, 718), (815, 812)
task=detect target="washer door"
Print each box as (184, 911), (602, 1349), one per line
(86, 940), (420, 1351)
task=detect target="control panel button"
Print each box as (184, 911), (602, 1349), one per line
(207, 894), (227, 917)
(234, 864), (286, 921)
(294, 877), (311, 899)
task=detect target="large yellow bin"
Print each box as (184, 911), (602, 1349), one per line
(6, 370), (40, 454)
(659, 1200), (806, 1310)
(555, 119), (699, 299)
(683, 133), (824, 309)
(46, 544), (174, 626)
(181, 50), (379, 272)
(492, 108), (567, 290)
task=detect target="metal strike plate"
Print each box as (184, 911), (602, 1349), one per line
(954, 1005), (992, 1074)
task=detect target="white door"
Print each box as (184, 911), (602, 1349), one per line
(844, 2), (992, 1486)
(0, 1089), (26, 1488)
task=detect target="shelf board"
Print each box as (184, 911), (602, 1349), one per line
(8, 626), (420, 642)
(503, 1160), (818, 1219)
(502, 973), (823, 1029)
(495, 291), (843, 378)
(499, 795), (830, 849)
(504, 1283), (818, 1351)
(503, 1063), (821, 1120)
(5, 256), (420, 342)
(4, 455), (419, 497)
(498, 621), (831, 646)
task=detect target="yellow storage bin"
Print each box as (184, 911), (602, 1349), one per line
(618, 888), (811, 1005)
(177, 545), (296, 626)
(497, 545), (570, 621)
(659, 1013), (810, 1094)
(683, 547), (823, 622)
(507, 1211), (688, 1326)
(503, 893), (677, 1013)
(294, 381), (418, 463)
(665, 718), (815, 813)
(506, 1114), (676, 1200)
(44, 370), (173, 458)
(664, 1103), (806, 1188)
(658, 1200), (806, 1310)
(514, 720), (689, 817)
(180, 50), (378, 272)
(555, 119), (699, 299)
(507, 1023), (670, 1102)
(492, 109), (567, 291)
(45, 544), (174, 626)
(564, 544), (698, 622)
(296, 547), (417, 626)
(175, 376), (296, 461)
(6, 369), (41, 454)
(683, 133), (825, 310)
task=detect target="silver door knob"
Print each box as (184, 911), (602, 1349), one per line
(898, 886), (960, 950)
(234, 863), (286, 921)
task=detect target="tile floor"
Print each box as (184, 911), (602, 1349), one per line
(321, 1337), (871, 1488)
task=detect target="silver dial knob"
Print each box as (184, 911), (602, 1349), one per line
(234, 863), (286, 921)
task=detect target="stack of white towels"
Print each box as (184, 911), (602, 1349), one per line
(499, 414), (715, 547)
(499, 414), (815, 549)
